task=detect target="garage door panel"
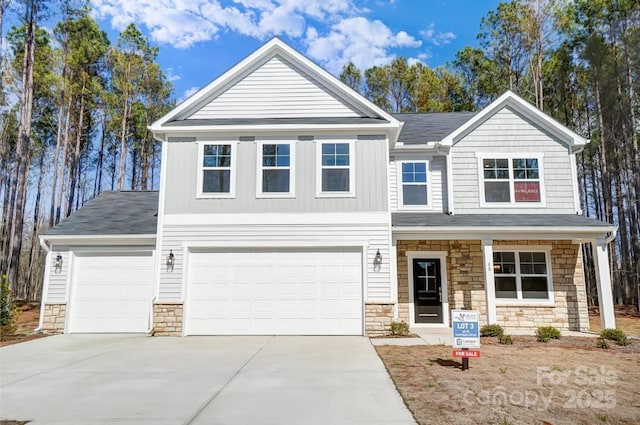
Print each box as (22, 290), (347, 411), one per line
(68, 253), (153, 333)
(186, 250), (363, 335)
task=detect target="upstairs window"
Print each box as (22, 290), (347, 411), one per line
(400, 161), (429, 207)
(318, 142), (354, 196)
(481, 156), (542, 204)
(258, 143), (294, 196)
(493, 250), (551, 301)
(198, 143), (235, 197)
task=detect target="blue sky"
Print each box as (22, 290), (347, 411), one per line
(93, 0), (500, 101)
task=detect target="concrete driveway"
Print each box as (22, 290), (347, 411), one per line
(0, 335), (415, 425)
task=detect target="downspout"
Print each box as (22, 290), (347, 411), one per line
(36, 236), (51, 331)
(605, 229), (617, 245)
(436, 142), (455, 215)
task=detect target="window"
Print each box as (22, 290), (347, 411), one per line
(258, 143), (293, 196)
(481, 156), (542, 204)
(400, 161), (429, 207)
(493, 250), (551, 301)
(198, 143), (235, 197)
(318, 142), (354, 196)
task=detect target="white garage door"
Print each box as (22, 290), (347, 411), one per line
(185, 250), (363, 335)
(67, 251), (154, 333)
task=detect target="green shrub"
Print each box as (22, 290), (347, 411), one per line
(480, 324), (504, 337)
(390, 321), (410, 336)
(498, 334), (513, 345)
(536, 326), (561, 343)
(0, 275), (19, 334)
(596, 338), (610, 349)
(599, 328), (630, 346)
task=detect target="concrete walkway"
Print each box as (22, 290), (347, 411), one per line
(0, 335), (415, 425)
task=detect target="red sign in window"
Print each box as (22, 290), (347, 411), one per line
(514, 182), (540, 202)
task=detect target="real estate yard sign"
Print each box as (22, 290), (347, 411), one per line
(452, 310), (480, 348)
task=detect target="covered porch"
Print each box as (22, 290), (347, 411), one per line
(390, 214), (618, 333)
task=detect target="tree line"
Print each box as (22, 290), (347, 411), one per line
(0, 0), (637, 308)
(0, 0), (173, 300)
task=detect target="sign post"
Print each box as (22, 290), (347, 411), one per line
(451, 310), (480, 371)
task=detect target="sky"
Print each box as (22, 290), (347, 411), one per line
(88, 0), (502, 102)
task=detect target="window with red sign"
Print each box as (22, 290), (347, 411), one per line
(482, 157), (541, 203)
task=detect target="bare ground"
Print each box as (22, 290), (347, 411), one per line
(376, 334), (640, 425)
(0, 303), (47, 347)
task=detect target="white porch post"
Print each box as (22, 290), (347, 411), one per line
(592, 238), (616, 329)
(482, 238), (497, 325)
(390, 241), (399, 320)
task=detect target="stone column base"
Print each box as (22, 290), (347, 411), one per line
(365, 303), (394, 336)
(153, 303), (183, 336)
(42, 303), (66, 333)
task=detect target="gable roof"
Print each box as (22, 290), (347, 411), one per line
(393, 112), (476, 144)
(440, 91), (589, 149)
(150, 38), (401, 137)
(44, 191), (158, 237)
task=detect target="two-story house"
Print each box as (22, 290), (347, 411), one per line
(38, 38), (617, 337)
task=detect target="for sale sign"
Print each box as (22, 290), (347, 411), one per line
(452, 310), (480, 348)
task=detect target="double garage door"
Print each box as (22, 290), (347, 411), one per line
(67, 252), (154, 333)
(185, 249), (363, 335)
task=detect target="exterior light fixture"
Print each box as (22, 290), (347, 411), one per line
(166, 250), (175, 272)
(54, 253), (63, 273)
(373, 249), (383, 270)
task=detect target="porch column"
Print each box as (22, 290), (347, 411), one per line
(482, 238), (497, 325)
(591, 238), (616, 329)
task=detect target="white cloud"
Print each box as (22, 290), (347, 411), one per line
(91, 0), (422, 74)
(165, 68), (182, 82)
(180, 86), (200, 101)
(305, 16), (421, 73)
(420, 23), (456, 46)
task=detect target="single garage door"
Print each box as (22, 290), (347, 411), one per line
(185, 249), (363, 335)
(67, 251), (154, 333)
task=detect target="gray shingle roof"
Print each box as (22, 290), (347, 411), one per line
(393, 112), (476, 144)
(164, 117), (389, 126)
(45, 191), (159, 236)
(392, 213), (612, 228)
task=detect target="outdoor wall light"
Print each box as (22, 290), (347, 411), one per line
(166, 250), (175, 272)
(373, 249), (383, 270)
(54, 253), (63, 273)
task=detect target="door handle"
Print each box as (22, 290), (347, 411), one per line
(438, 287), (442, 302)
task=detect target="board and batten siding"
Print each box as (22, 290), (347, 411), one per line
(163, 137), (388, 214)
(44, 249), (70, 302)
(188, 56), (363, 119)
(157, 220), (392, 302)
(451, 107), (577, 214)
(389, 155), (448, 212)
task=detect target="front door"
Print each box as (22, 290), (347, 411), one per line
(413, 258), (443, 324)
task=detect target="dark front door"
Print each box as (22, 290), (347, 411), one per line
(413, 259), (443, 324)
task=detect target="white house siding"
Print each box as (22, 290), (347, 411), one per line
(451, 107), (577, 214)
(156, 214), (392, 303)
(44, 248), (70, 302)
(389, 154), (448, 212)
(163, 137), (388, 214)
(188, 56), (362, 119)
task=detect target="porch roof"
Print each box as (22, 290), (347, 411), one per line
(392, 213), (611, 228)
(392, 213), (615, 238)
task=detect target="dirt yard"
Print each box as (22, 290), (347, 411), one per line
(376, 335), (640, 425)
(0, 303), (46, 347)
(589, 305), (640, 337)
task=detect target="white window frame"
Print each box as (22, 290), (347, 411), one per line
(316, 140), (355, 198)
(397, 160), (432, 210)
(493, 246), (554, 305)
(256, 141), (295, 198)
(477, 153), (546, 207)
(196, 141), (237, 199)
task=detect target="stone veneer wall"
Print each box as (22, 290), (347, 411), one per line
(41, 303), (66, 332)
(365, 303), (394, 336)
(395, 240), (589, 331)
(153, 303), (183, 336)
(494, 240), (589, 331)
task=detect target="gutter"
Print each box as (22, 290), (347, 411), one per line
(392, 225), (617, 234)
